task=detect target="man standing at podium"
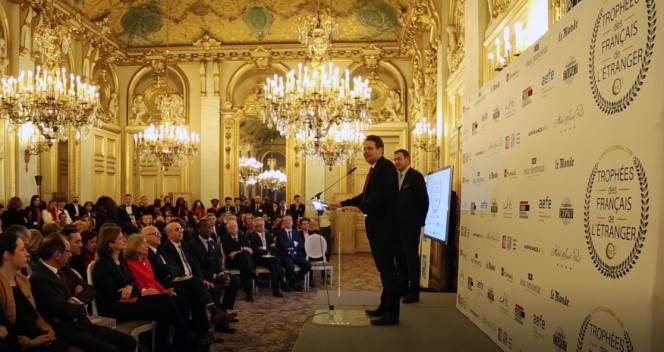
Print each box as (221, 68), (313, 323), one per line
(329, 135), (400, 326)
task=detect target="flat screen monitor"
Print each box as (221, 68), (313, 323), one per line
(423, 166), (453, 243)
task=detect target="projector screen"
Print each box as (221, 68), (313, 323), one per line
(423, 166), (453, 243)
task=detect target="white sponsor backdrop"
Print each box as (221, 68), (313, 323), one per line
(459, 0), (662, 351)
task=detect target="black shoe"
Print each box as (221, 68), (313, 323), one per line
(214, 323), (236, 333)
(273, 290), (283, 297)
(281, 284), (292, 292)
(365, 308), (384, 317)
(370, 314), (399, 326)
(402, 295), (420, 304)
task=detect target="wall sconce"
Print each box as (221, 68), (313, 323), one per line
(488, 22), (527, 71)
(413, 117), (439, 157)
(20, 122), (54, 172)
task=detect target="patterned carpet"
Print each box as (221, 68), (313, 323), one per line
(210, 253), (381, 352)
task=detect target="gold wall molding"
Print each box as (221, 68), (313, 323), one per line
(488, 0), (512, 19)
(448, 0), (466, 73)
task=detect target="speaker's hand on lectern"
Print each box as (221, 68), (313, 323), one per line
(328, 202), (341, 210)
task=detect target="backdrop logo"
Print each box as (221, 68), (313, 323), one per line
(519, 201), (530, 219)
(493, 106), (501, 121)
(559, 197), (575, 225)
(462, 152), (472, 164)
(497, 327), (512, 349)
(485, 261), (496, 271)
(504, 168), (517, 179)
(498, 293), (510, 315)
(491, 199), (499, 216)
(514, 304), (525, 324)
(528, 125), (548, 137)
(467, 276), (474, 291)
(524, 244), (544, 253)
(520, 273), (541, 294)
(563, 56), (579, 84)
(457, 294), (467, 309)
(488, 138), (503, 153)
(555, 156), (576, 169)
(576, 306), (634, 352)
(502, 197), (514, 219)
(501, 267), (514, 282)
(471, 253), (482, 267)
(460, 226), (470, 237)
(532, 313), (546, 339)
(589, 0), (656, 114)
(551, 244), (581, 270)
(550, 289), (570, 307)
(522, 86), (533, 106)
(553, 327), (569, 352)
(559, 19), (579, 41)
(524, 157), (546, 177)
(504, 95), (516, 118)
(502, 235), (517, 251)
(527, 43), (549, 67)
(491, 81), (500, 92)
(486, 233), (501, 247)
(505, 132), (521, 149)
(472, 121), (478, 135)
(540, 68), (555, 97)
(584, 145), (649, 278)
(553, 104), (584, 133)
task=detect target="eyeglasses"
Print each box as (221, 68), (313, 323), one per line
(147, 232), (161, 237)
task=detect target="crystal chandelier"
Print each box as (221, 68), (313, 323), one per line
(133, 0), (200, 170)
(238, 155), (263, 184)
(262, 62), (371, 162)
(0, 1), (98, 146)
(413, 117), (437, 152)
(257, 158), (287, 191)
(296, 121), (364, 170)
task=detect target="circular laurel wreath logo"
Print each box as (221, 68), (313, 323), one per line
(576, 308), (634, 352)
(584, 157), (649, 278)
(588, 0), (657, 115)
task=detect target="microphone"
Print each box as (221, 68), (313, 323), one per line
(308, 167), (358, 202)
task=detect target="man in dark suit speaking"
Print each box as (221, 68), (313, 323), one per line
(393, 149), (429, 303)
(329, 135), (400, 326)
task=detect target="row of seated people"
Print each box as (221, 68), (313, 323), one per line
(0, 223), (239, 351)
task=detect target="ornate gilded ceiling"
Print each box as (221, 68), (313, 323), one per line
(63, 0), (408, 48)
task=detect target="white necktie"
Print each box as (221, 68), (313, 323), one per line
(260, 233), (266, 247)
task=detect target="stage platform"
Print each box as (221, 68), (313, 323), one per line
(293, 290), (501, 352)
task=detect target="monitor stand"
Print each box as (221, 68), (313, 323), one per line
(312, 309), (371, 327)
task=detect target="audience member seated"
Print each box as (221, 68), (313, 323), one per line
(29, 234), (136, 352)
(25, 195), (43, 230)
(247, 217), (287, 296)
(1, 197), (28, 230)
(79, 230), (97, 280)
(160, 222), (239, 334)
(140, 226), (236, 341)
(91, 225), (208, 351)
(220, 220), (263, 302)
(0, 231), (68, 351)
(274, 214), (311, 291)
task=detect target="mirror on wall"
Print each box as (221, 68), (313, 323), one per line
(238, 119), (286, 204)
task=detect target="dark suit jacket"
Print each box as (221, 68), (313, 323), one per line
(341, 156), (399, 236)
(247, 231), (277, 257)
(249, 201), (270, 217)
(118, 204), (140, 225)
(220, 233), (251, 266)
(159, 239), (204, 279)
(29, 262), (94, 325)
(91, 256), (140, 317)
(64, 203), (85, 220)
(398, 167), (430, 229)
(230, 206), (244, 217)
(147, 247), (180, 288)
(188, 236), (222, 281)
(137, 205), (154, 218)
(0, 209), (27, 230)
(289, 203), (305, 220)
(274, 228), (306, 258)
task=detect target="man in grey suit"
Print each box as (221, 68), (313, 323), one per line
(393, 149), (429, 303)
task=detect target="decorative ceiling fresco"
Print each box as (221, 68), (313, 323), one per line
(64, 0), (408, 48)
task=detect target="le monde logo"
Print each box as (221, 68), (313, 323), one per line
(589, 0), (656, 114)
(584, 145), (649, 279)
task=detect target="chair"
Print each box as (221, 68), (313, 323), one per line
(87, 261), (156, 352)
(304, 234), (333, 289)
(219, 242), (275, 292)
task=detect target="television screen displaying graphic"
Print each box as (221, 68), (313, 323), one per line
(423, 166), (453, 243)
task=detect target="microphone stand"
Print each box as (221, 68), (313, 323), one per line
(308, 167), (357, 203)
